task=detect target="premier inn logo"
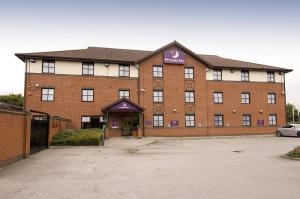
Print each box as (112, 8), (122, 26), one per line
(164, 48), (185, 64)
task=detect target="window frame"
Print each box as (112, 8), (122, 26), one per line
(185, 91), (195, 103)
(241, 92), (250, 104)
(82, 62), (94, 75)
(268, 93), (276, 104)
(214, 114), (224, 127)
(267, 71), (275, 82)
(213, 69), (222, 81)
(42, 60), (55, 74)
(153, 65), (163, 78)
(213, 92), (223, 104)
(153, 114), (164, 127)
(184, 67), (194, 79)
(153, 90), (163, 103)
(118, 90), (130, 99)
(269, 114), (277, 126)
(241, 70), (250, 82)
(81, 88), (94, 102)
(119, 64), (130, 77)
(242, 114), (251, 126)
(185, 114), (195, 127)
(41, 88), (55, 102)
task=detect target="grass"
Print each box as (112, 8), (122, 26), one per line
(50, 128), (104, 146)
(286, 146), (300, 159)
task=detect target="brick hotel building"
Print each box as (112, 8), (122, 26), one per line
(16, 41), (292, 137)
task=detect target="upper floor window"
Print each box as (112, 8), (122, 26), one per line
(153, 65), (163, 78)
(213, 92), (223, 104)
(269, 114), (277, 126)
(42, 60), (55, 74)
(82, 62), (94, 75)
(185, 91), (195, 103)
(241, 70), (249, 81)
(119, 90), (130, 99)
(214, 114), (224, 126)
(185, 67), (194, 79)
(268, 93), (276, 104)
(153, 91), (163, 102)
(267, 72), (275, 82)
(41, 88), (54, 101)
(82, 89), (94, 102)
(241, 93), (250, 104)
(119, 65), (130, 77)
(185, 114), (195, 127)
(242, 115), (251, 126)
(153, 115), (164, 127)
(213, 69), (222, 80)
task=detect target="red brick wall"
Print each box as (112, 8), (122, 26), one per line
(25, 74), (138, 129)
(48, 117), (72, 144)
(0, 110), (31, 167)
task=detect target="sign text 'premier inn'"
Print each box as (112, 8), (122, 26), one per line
(163, 49), (185, 64)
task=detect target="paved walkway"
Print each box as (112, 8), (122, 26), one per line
(1, 136), (300, 199)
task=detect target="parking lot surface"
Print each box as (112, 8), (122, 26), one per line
(0, 135), (300, 199)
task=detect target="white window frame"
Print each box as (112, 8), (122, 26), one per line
(185, 114), (195, 127)
(153, 115), (164, 127)
(41, 88), (54, 101)
(153, 65), (163, 78)
(185, 67), (194, 79)
(119, 90), (130, 99)
(213, 92), (223, 104)
(153, 91), (163, 102)
(82, 89), (94, 102)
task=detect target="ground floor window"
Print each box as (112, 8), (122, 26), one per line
(214, 114), (223, 126)
(153, 115), (163, 127)
(81, 115), (106, 129)
(185, 114), (195, 127)
(269, 114), (277, 126)
(242, 115), (251, 126)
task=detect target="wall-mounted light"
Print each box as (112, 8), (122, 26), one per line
(35, 84), (39, 87)
(104, 63), (109, 68)
(27, 59), (35, 63)
(27, 85), (31, 88)
(173, 109), (177, 113)
(232, 109), (237, 113)
(140, 88), (146, 92)
(259, 109), (263, 113)
(281, 91), (285, 95)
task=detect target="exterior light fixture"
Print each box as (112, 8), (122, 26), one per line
(140, 88), (146, 92)
(259, 109), (263, 113)
(104, 63), (109, 67)
(173, 109), (177, 113)
(232, 109), (237, 113)
(35, 84), (39, 87)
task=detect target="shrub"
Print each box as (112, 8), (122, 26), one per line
(286, 146), (300, 159)
(51, 128), (103, 146)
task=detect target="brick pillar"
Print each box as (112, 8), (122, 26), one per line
(23, 112), (31, 158)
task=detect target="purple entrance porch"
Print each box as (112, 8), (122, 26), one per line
(102, 98), (145, 138)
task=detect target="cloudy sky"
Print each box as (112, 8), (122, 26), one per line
(0, 0), (299, 106)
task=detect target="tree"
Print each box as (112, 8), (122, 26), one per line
(286, 103), (299, 123)
(0, 94), (24, 107)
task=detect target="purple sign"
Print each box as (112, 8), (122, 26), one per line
(109, 101), (140, 112)
(112, 120), (119, 128)
(145, 121), (152, 125)
(164, 49), (185, 64)
(170, 120), (179, 127)
(257, 120), (264, 126)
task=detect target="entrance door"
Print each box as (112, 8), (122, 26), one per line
(30, 116), (49, 154)
(121, 116), (139, 136)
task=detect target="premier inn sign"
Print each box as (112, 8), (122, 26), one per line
(163, 48), (185, 64)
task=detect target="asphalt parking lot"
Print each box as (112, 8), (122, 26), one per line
(0, 135), (300, 199)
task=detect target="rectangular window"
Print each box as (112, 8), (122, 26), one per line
(185, 91), (195, 103)
(185, 114), (195, 127)
(153, 115), (164, 127)
(267, 72), (275, 82)
(153, 91), (163, 102)
(119, 90), (130, 99)
(42, 60), (55, 74)
(241, 93), (250, 104)
(82, 89), (94, 102)
(213, 69), (222, 80)
(185, 67), (194, 79)
(214, 114), (224, 126)
(213, 92), (223, 104)
(119, 65), (130, 77)
(242, 115), (251, 126)
(81, 115), (105, 129)
(41, 88), (54, 101)
(268, 93), (276, 104)
(153, 65), (163, 78)
(269, 114), (277, 126)
(241, 70), (249, 81)
(82, 62), (94, 75)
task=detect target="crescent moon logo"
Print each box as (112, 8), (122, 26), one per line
(172, 50), (180, 59)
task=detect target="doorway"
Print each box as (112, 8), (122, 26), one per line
(121, 116), (139, 136)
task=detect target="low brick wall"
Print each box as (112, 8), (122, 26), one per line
(0, 110), (31, 167)
(48, 117), (72, 144)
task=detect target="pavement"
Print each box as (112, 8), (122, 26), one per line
(0, 135), (300, 199)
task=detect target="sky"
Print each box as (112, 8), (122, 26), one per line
(0, 0), (299, 106)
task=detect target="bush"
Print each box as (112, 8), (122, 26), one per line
(286, 146), (300, 159)
(51, 128), (103, 146)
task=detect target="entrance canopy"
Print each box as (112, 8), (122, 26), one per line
(101, 98), (145, 113)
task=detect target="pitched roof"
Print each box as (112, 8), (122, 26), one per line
(101, 98), (145, 113)
(15, 41), (292, 72)
(0, 102), (24, 112)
